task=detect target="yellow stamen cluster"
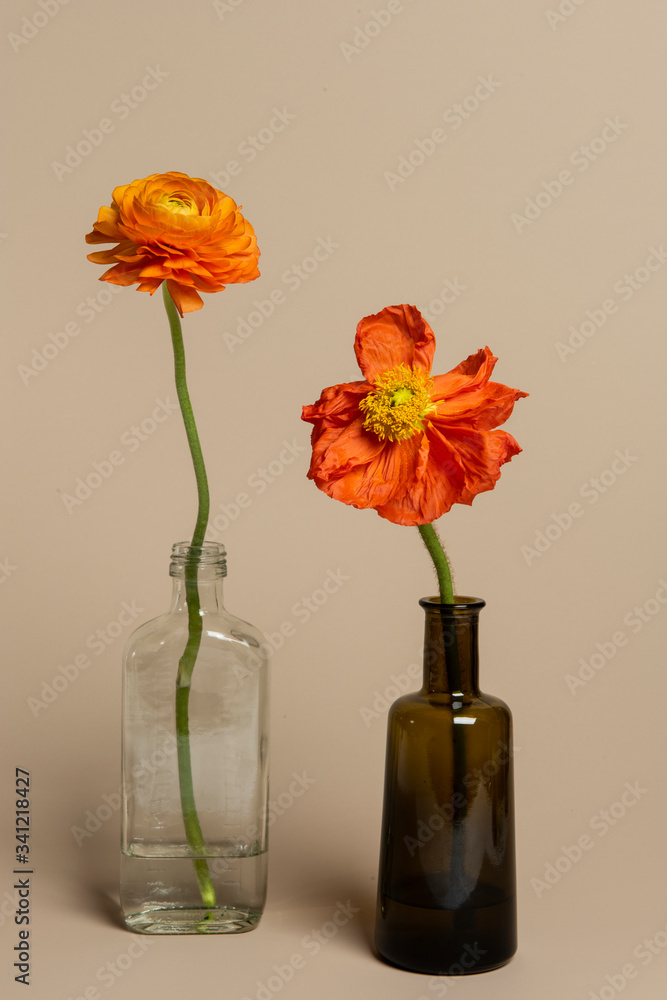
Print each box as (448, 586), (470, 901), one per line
(158, 193), (198, 216)
(359, 364), (436, 442)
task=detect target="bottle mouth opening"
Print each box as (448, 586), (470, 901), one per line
(419, 596), (485, 612)
(170, 541), (227, 577)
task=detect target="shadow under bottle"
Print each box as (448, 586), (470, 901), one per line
(374, 597), (517, 975)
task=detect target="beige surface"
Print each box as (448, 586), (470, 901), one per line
(2, 1), (666, 997)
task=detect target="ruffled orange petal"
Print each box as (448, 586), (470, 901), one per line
(166, 280), (203, 315)
(354, 305), (435, 383)
(136, 279), (163, 294)
(424, 422), (522, 506)
(139, 262), (172, 279)
(311, 425), (422, 510)
(85, 172), (260, 310)
(452, 428), (523, 504)
(432, 347), (498, 398)
(98, 263), (143, 286)
(431, 346), (528, 431)
(308, 418), (384, 482)
(85, 207), (124, 245)
(301, 312), (527, 526)
(302, 381), (370, 430)
(374, 433), (464, 525)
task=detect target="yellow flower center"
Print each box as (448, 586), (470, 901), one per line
(359, 364), (436, 442)
(157, 192), (199, 216)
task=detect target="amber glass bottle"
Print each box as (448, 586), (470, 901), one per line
(374, 597), (516, 974)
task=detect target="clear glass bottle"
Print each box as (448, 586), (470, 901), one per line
(120, 542), (269, 934)
(374, 597), (516, 974)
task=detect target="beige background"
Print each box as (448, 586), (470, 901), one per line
(2, 1), (666, 997)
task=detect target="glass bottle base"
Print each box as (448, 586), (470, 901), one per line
(120, 849), (267, 935)
(123, 905), (262, 935)
(375, 881), (516, 975)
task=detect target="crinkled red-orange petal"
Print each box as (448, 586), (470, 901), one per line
(301, 311), (527, 525)
(372, 432), (462, 525)
(302, 381), (370, 431)
(431, 347), (528, 431)
(354, 305), (435, 383)
(310, 424), (423, 511)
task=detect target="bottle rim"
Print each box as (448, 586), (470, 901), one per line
(171, 541), (226, 562)
(170, 541), (227, 578)
(419, 596), (485, 612)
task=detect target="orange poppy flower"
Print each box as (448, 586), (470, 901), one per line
(85, 171), (260, 315)
(301, 305), (527, 526)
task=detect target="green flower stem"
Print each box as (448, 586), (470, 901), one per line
(163, 284), (210, 548)
(417, 521), (468, 907)
(416, 522), (461, 691)
(163, 283), (216, 912)
(417, 522), (454, 604)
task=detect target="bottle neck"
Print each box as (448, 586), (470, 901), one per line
(420, 597), (485, 697)
(169, 577), (225, 615)
(168, 541), (227, 616)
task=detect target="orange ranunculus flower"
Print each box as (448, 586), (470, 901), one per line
(85, 171), (260, 315)
(301, 305), (528, 527)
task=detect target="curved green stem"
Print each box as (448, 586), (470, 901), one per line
(163, 283), (216, 913)
(416, 522), (460, 690)
(417, 522), (454, 604)
(416, 521), (468, 908)
(163, 284), (209, 546)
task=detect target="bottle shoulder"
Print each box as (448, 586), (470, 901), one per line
(122, 611), (169, 647)
(388, 689), (512, 721)
(478, 691), (512, 715)
(220, 609), (267, 657)
(122, 607), (268, 662)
